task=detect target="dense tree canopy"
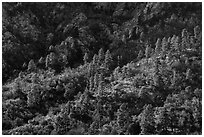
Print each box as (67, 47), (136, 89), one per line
(2, 2), (202, 135)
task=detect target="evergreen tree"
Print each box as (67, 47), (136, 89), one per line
(98, 48), (105, 65)
(92, 54), (98, 70)
(171, 35), (177, 44)
(145, 44), (150, 59)
(98, 74), (103, 96)
(88, 62), (94, 77)
(83, 53), (89, 64)
(113, 66), (120, 80)
(45, 52), (56, 69)
(155, 38), (161, 55)
(194, 26), (201, 40)
(89, 76), (94, 92)
(13, 78), (25, 99)
(27, 85), (41, 108)
(94, 73), (99, 91)
(31, 73), (38, 84)
(186, 68), (192, 80)
(137, 50), (143, 60)
(116, 103), (129, 134)
(45, 54), (50, 68)
(181, 29), (190, 49)
(38, 57), (44, 64)
(22, 62), (27, 69)
(121, 66), (127, 78)
(174, 36), (181, 51)
(27, 59), (36, 72)
(161, 37), (167, 57)
(62, 55), (68, 66)
(48, 45), (55, 52)
(153, 58), (161, 86)
(171, 70), (177, 87)
(138, 104), (155, 135)
(49, 52), (56, 66)
(104, 50), (112, 70)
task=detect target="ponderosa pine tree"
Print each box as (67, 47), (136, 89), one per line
(174, 36), (181, 51)
(88, 62), (94, 77)
(116, 103), (129, 134)
(27, 59), (36, 72)
(161, 37), (167, 57)
(155, 38), (161, 55)
(38, 57), (45, 68)
(194, 26), (201, 40)
(145, 44), (151, 59)
(181, 29), (190, 49)
(92, 54), (98, 72)
(89, 76), (94, 92)
(104, 50), (112, 70)
(45, 54), (50, 68)
(138, 104), (155, 135)
(113, 66), (120, 80)
(45, 52), (56, 69)
(137, 50), (143, 60)
(98, 48), (105, 65)
(83, 53), (89, 65)
(186, 68), (192, 80)
(27, 84), (41, 108)
(93, 73), (99, 91)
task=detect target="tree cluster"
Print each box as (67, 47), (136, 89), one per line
(2, 2), (202, 135)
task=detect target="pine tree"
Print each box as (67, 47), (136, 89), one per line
(46, 52), (56, 69)
(83, 52), (89, 64)
(13, 78), (25, 99)
(27, 59), (36, 72)
(171, 35), (176, 44)
(161, 37), (167, 57)
(171, 70), (177, 86)
(31, 73), (38, 84)
(92, 54), (98, 67)
(48, 45), (55, 52)
(165, 52), (172, 64)
(167, 37), (171, 43)
(22, 62), (27, 69)
(126, 63), (131, 77)
(181, 29), (190, 49)
(94, 73), (99, 91)
(38, 57), (44, 68)
(121, 66), (127, 78)
(98, 74), (103, 96)
(140, 32), (145, 42)
(138, 104), (156, 135)
(38, 57), (44, 64)
(45, 54), (50, 68)
(186, 68), (191, 80)
(153, 58), (161, 86)
(116, 103), (129, 133)
(155, 38), (161, 55)
(113, 66), (120, 80)
(18, 71), (24, 78)
(194, 26), (201, 39)
(98, 48), (105, 65)
(88, 62), (94, 77)
(145, 44), (150, 58)
(137, 50), (143, 60)
(174, 36), (181, 51)
(89, 76), (94, 92)
(104, 50), (112, 70)
(27, 85), (41, 107)
(49, 52), (56, 66)
(62, 55), (68, 65)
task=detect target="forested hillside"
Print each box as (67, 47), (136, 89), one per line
(2, 2), (202, 135)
